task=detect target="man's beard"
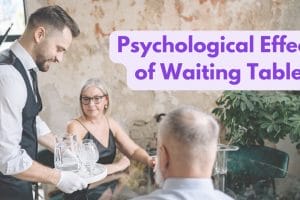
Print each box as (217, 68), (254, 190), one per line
(35, 46), (52, 72)
(154, 155), (165, 188)
(36, 58), (51, 72)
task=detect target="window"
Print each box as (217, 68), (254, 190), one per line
(0, 0), (26, 51)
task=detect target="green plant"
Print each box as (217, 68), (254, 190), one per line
(212, 91), (300, 146)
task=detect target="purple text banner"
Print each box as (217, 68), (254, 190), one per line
(109, 31), (300, 90)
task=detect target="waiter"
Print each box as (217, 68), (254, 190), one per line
(0, 5), (87, 200)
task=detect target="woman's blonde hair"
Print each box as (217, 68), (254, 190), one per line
(79, 78), (110, 115)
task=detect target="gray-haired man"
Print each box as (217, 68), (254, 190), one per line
(133, 106), (233, 200)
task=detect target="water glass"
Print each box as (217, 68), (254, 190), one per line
(78, 139), (99, 175)
(215, 150), (227, 175)
(54, 135), (80, 172)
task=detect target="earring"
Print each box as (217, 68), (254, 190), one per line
(104, 105), (108, 109)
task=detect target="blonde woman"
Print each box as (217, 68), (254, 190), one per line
(65, 78), (153, 200)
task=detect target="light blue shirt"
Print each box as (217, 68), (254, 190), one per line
(132, 178), (234, 200)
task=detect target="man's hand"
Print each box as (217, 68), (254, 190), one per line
(56, 171), (88, 193)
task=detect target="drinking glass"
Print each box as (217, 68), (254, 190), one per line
(54, 135), (80, 172)
(213, 144), (239, 192)
(78, 139), (99, 175)
(215, 150), (227, 175)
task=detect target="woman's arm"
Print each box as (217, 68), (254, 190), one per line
(105, 156), (130, 175)
(110, 118), (154, 167)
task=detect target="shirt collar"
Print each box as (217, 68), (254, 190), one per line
(163, 178), (215, 190)
(10, 40), (38, 72)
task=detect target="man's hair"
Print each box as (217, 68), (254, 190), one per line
(27, 5), (80, 37)
(159, 106), (219, 150)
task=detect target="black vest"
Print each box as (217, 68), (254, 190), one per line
(0, 49), (42, 200)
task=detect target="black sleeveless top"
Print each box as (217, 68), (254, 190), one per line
(76, 119), (117, 164)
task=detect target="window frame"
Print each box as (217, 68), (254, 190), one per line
(0, 0), (27, 43)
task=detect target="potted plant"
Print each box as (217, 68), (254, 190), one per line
(212, 91), (300, 198)
(212, 91), (300, 147)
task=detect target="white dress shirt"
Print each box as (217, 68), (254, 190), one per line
(0, 41), (51, 175)
(132, 178), (234, 200)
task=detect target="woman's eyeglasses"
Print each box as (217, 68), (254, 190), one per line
(80, 95), (106, 105)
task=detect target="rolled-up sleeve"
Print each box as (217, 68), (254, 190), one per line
(36, 116), (51, 137)
(0, 67), (33, 175)
(5, 150), (33, 175)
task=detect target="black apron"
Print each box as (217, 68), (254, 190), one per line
(0, 49), (42, 200)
